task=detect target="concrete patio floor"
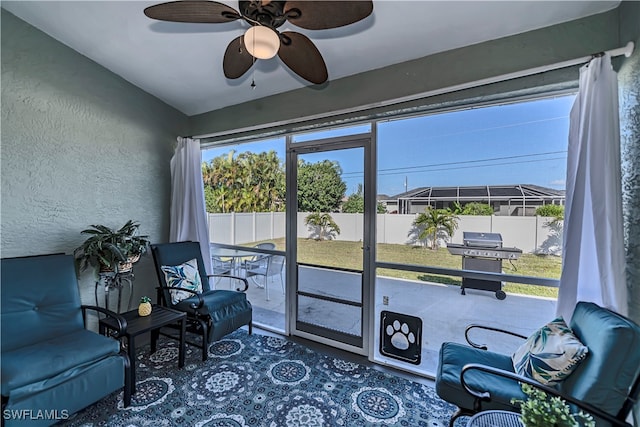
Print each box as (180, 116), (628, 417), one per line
(219, 266), (557, 376)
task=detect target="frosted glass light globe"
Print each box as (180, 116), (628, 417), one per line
(244, 26), (280, 59)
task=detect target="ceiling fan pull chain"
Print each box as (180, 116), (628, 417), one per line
(250, 55), (257, 90)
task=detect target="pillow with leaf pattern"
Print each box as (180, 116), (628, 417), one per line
(161, 258), (203, 305)
(512, 317), (588, 385)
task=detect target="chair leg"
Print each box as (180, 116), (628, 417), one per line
(202, 334), (209, 361)
(2, 393), (9, 427)
(265, 275), (270, 301)
(121, 350), (132, 407)
(196, 318), (209, 362)
(279, 273), (285, 295)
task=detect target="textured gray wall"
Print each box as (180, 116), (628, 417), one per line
(1, 10), (188, 308)
(619, 2), (640, 324)
(616, 3), (640, 421)
(189, 9), (618, 138)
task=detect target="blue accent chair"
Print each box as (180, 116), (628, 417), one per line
(1, 253), (131, 427)
(436, 302), (640, 426)
(150, 241), (252, 361)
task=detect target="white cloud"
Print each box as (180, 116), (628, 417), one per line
(550, 179), (565, 187)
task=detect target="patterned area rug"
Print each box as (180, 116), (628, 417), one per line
(62, 330), (457, 426)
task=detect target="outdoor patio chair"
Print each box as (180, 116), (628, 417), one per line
(150, 241), (252, 361)
(210, 253), (233, 288)
(241, 242), (276, 272)
(211, 255), (233, 275)
(244, 254), (285, 301)
(435, 301), (640, 427)
(1, 253), (131, 426)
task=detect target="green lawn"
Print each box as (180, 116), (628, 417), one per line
(246, 238), (561, 298)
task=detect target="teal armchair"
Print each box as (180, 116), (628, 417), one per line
(150, 241), (252, 362)
(1, 253), (130, 426)
(436, 302), (640, 426)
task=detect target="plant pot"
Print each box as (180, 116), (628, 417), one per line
(99, 254), (141, 273)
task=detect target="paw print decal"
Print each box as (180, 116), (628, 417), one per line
(380, 311), (422, 365)
(386, 320), (416, 350)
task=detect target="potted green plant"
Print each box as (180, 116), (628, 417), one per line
(512, 383), (595, 427)
(74, 220), (150, 274)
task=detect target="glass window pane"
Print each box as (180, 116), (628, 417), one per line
(202, 137), (286, 251)
(373, 95), (572, 375)
(202, 137), (286, 332)
(292, 124), (371, 143)
(376, 96), (572, 296)
(298, 265), (362, 304)
(297, 295), (362, 337)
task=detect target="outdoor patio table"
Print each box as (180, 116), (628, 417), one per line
(210, 246), (265, 276)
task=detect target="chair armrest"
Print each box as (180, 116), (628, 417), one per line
(207, 274), (249, 293)
(81, 305), (128, 335)
(157, 286), (205, 310)
(465, 324), (528, 350)
(461, 363), (632, 427)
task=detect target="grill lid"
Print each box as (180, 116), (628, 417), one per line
(463, 232), (503, 248)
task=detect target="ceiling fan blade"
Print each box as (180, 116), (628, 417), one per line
(223, 36), (254, 79)
(278, 32), (327, 84)
(284, 1), (373, 30)
(144, 1), (241, 23)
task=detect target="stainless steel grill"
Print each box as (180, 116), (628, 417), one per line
(446, 232), (522, 300)
(463, 232), (502, 248)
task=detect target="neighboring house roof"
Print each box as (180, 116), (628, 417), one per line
(384, 184), (565, 202)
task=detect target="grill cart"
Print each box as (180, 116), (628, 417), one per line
(446, 232), (522, 300)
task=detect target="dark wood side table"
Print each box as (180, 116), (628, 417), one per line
(99, 305), (186, 397)
(467, 410), (522, 427)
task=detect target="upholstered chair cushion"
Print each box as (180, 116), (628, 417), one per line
(560, 302), (640, 417)
(436, 342), (525, 412)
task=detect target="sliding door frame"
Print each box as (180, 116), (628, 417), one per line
(285, 131), (377, 356)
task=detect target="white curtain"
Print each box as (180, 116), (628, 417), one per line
(169, 137), (212, 275)
(556, 54), (627, 321)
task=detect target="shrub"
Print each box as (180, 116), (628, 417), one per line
(461, 202), (494, 215)
(536, 204), (564, 219)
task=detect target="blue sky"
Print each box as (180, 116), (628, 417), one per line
(202, 95), (574, 196)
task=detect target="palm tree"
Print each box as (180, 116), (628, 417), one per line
(304, 212), (341, 240)
(413, 207), (459, 249)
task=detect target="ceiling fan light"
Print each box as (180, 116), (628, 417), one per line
(244, 26), (280, 59)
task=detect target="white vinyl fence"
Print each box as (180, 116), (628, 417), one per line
(207, 212), (563, 255)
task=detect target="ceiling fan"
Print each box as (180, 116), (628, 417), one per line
(144, 0), (373, 85)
